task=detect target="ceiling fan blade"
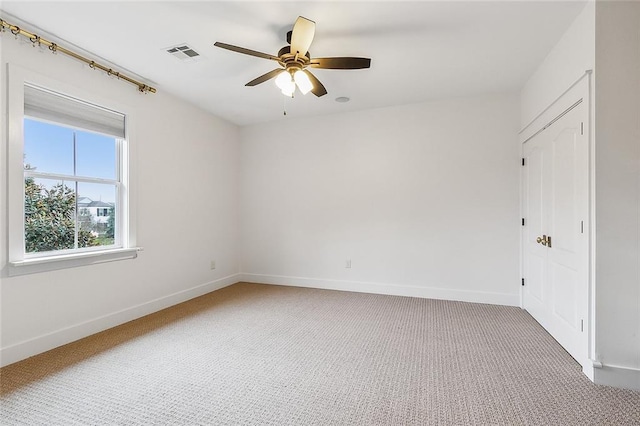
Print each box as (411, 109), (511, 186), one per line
(214, 42), (279, 61)
(303, 70), (327, 97)
(310, 57), (371, 70)
(290, 16), (316, 56)
(245, 69), (285, 86)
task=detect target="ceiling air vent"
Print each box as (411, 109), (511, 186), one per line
(165, 44), (200, 60)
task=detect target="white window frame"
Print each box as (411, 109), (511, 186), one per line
(7, 64), (139, 275)
(23, 114), (124, 257)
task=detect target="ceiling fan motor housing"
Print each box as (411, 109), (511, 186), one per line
(277, 46), (310, 69)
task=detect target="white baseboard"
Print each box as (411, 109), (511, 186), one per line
(594, 363), (640, 391)
(0, 274), (241, 367)
(239, 273), (520, 306)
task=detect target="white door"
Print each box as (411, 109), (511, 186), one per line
(522, 101), (588, 364)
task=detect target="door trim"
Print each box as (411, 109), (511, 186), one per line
(522, 98), (583, 145)
(520, 69), (593, 138)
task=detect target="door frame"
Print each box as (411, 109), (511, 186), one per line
(519, 71), (594, 379)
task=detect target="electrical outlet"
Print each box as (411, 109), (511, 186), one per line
(345, 259), (351, 269)
(210, 260), (216, 270)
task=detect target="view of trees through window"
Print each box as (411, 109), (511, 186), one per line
(24, 118), (119, 254)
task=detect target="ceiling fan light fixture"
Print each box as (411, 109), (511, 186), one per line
(294, 70), (313, 95)
(215, 16), (370, 100)
(275, 70), (295, 96)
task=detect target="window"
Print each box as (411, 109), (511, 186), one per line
(23, 85), (123, 256)
(7, 68), (138, 273)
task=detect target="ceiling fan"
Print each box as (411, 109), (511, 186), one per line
(214, 16), (371, 98)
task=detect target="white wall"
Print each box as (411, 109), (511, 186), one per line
(0, 35), (241, 365)
(593, 0), (640, 390)
(520, 1), (595, 129)
(240, 95), (521, 306)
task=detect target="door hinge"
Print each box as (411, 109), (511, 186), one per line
(522, 218), (525, 226)
(521, 278), (525, 286)
(522, 158), (525, 166)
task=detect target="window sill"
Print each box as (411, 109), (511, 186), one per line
(8, 247), (143, 276)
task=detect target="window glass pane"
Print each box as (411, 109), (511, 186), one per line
(77, 182), (117, 247)
(76, 130), (117, 179)
(25, 177), (76, 253)
(23, 118), (73, 175)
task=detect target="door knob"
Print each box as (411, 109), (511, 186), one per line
(536, 235), (552, 247)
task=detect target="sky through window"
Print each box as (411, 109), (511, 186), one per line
(24, 118), (117, 202)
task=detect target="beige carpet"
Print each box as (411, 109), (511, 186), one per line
(1, 282), (639, 425)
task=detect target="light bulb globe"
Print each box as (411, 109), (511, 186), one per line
(275, 71), (291, 90)
(275, 71), (295, 97)
(294, 70), (313, 95)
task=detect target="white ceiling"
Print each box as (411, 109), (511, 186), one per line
(2, 1), (587, 126)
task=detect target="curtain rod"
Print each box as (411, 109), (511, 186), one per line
(0, 17), (157, 94)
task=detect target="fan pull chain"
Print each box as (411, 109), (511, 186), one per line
(283, 94), (286, 116)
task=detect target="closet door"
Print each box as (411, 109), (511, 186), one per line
(522, 101), (588, 364)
